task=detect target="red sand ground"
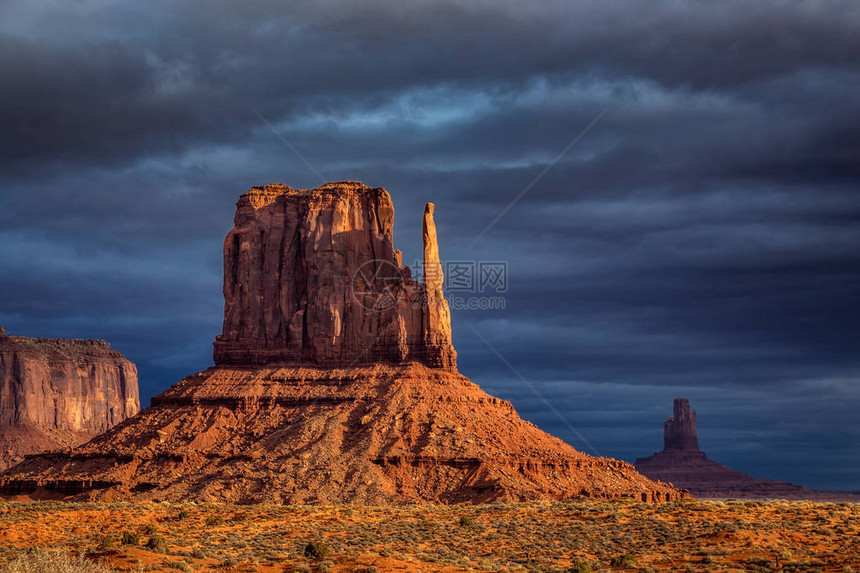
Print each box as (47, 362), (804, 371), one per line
(1, 499), (858, 572)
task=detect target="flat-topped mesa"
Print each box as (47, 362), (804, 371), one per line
(0, 331), (140, 471)
(663, 398), (699, 451)
(213, 182), (456, 369)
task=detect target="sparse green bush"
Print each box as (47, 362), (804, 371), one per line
(303, 541), (331, 560)
(609, 554), (637, 567)
(120, 531), (140, 546)
(745, 556), (776, 572)
(145, 534), (168, 554)
(567, 558), (593, 573)
(458, 516), (476, 527)
(205, 515), (225, 527)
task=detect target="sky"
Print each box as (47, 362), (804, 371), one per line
(1, 0), (858, 491)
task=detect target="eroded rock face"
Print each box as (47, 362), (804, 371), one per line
(635, 398), (858, 500)
(0, 331), (140, 471)
(213, 182), (456, 370)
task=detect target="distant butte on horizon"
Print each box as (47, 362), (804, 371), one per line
(635, 398), (859, 501)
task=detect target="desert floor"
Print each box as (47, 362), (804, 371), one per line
(0, 498), (857, 572)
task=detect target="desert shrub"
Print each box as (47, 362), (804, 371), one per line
(303, 541), (331, 560)
(745, 556), (776, 571)
(165, 561), (191, 571)
(190, 548), (206, 559)
(567, 558), (593, 573)
(458, 516), (476, 527)
(143, 523), (159, 535)
(609, 554), (637, 567)
(145, 534), (168, 554)
(176, 509), (190, 520)
(4, 550), (114, 573)
(96, 536), (114, 551)
(318, 561), (334, 573)
(120, 531), (140, 546)
(205, 515), (226, 527)
(782, 560), (825, 573)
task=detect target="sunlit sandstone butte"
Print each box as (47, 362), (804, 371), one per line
(0, 182), (682, 504)
(0, 328), (139, 471)
(214, 183), (455, 369)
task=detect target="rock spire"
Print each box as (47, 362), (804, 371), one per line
(663, 398), (699, 451)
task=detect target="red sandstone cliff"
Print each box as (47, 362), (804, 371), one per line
(0, 329), (140, 471)
(214, 182), (455, 369)
(0, 182), (681, 504)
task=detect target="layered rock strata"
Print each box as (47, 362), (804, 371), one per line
(0, 182), (682, 504)
(0, 330), (140, 471)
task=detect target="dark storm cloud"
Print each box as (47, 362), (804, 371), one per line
(1, 0), (858, 489)
(3, 0), (859, 168)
